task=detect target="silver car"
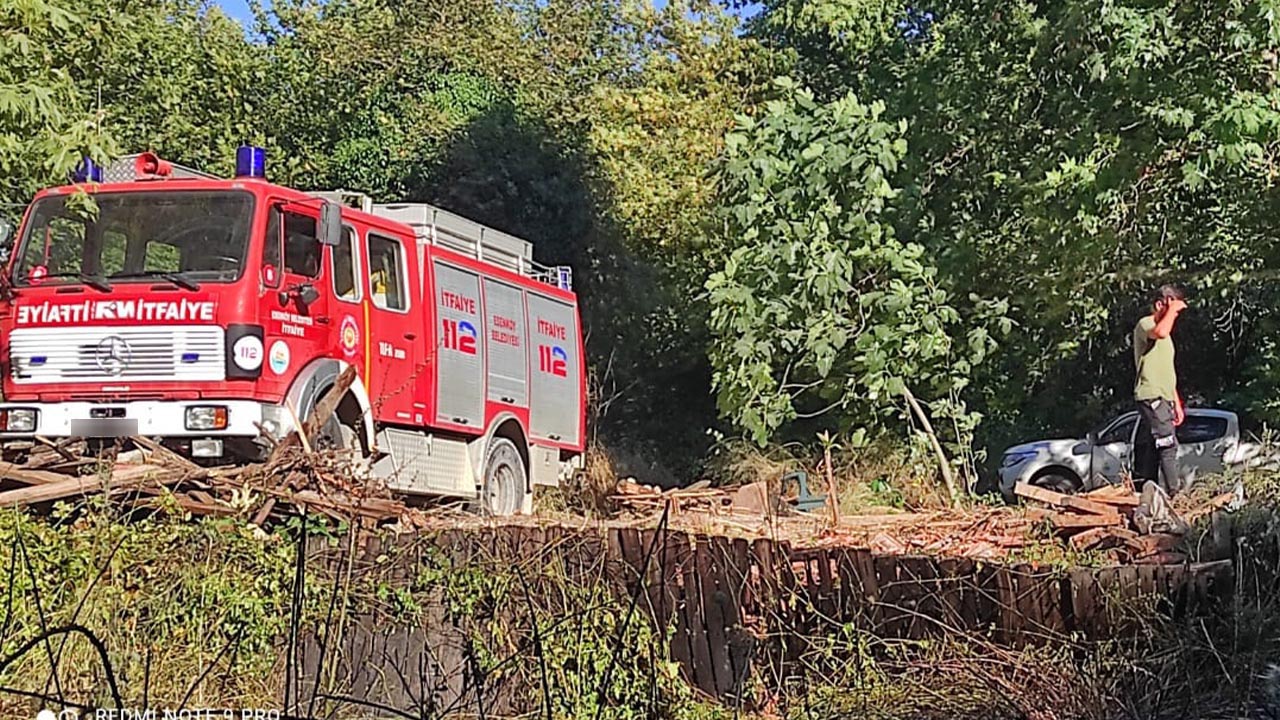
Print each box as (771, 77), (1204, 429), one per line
(998, 408), (1242, 497)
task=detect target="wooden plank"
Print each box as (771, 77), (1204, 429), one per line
(1068, 568), (1097, 638)
(1012, 565), (1042, 644)
(749, 538), (781, 679)
(1060, 495), (1127, 518)
(1015, 481), (1123, 518)
(906, 556), (940, 639)
(731, 538), (751, 614)
(953, 558), (979, 631)
(815, 548), (836, 621)
(667, 532), (693, 680)
(776, 541), (804, 662)
(937, 557), (962, 629)
(834, 548), (859, 623)
(1081, 486), (1141, 507)
(0, 460), (83, 486)
(1051, 512), (1125, 531)
(0, 473), (152, 507)
(995, 566), (1018, 643)
(1014, 482), (1071, 506)
(1070, 526), (1139, 551)
(682, 536), (715, 694)
(873, 554), (902, 637)
(706, 537), (737, 697)
(130, 435), (202, 472)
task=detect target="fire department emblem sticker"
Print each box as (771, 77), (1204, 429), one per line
(269, 340), (290, 375)
(340, 316), (359, 357)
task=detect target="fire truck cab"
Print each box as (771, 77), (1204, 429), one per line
(0, 148), (586, 515)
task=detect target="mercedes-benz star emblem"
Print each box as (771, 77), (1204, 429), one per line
(94, 335), (132, 375)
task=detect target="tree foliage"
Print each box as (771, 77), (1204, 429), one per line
(11, 0), (1280, 485)
(706, 78), (1004, 467)
(741, 0), (1280, 473)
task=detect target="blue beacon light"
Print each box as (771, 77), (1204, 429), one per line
(70, 157), (102, 184)
(235, 145), (267, 179)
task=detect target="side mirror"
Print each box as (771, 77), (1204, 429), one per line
(299, 283), (320, 306)
(1071, 441), (1091, 456)
(318, 200), (341, 247)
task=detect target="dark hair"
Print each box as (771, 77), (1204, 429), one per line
(1152, 283), (1186, 304)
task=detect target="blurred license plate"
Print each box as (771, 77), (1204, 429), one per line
(69, 418), (138, 438)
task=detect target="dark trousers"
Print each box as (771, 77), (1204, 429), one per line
(1134, 397), (1180, 495)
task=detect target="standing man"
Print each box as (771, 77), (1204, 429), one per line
(1133, 284), (1188, 495)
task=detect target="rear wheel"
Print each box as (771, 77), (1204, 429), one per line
(1031, 470), (1081, 495)
(480, 438), (526, 517)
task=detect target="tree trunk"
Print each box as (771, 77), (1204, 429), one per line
(902, 385), (960, 507)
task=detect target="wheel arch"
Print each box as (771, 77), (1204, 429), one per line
(1029, 464), (1083, 488)
(283, 358), (375, 452)
(470, 413), (530, 491)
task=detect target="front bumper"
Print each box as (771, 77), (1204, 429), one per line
(0, 399), (295, 459)
(997, 463), (1033, 498)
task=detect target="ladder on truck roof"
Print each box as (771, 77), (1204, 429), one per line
(307, 190), (572, 292)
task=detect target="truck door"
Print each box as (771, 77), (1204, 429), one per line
(432, 259), (485, 431)
(527, 293), (582, 447)
(262, 205), (330, 379)
(363, 231), (419, 425)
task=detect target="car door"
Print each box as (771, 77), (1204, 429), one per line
(1089, 412), (1138, 485)
(1175, 412), (1232, 486)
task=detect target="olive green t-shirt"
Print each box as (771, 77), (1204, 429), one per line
(1134, 315), (1176, 401)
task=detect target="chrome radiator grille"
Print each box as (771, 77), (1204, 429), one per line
(9, 326), (225, 384)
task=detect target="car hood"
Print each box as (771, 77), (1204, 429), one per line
(1003, 439), (1083, 456)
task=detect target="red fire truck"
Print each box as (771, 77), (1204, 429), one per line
(0, 148), (586, 515)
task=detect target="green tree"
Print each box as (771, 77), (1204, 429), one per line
(747, 0), (1280, 466)
(706, 78), (1004, 492)
(0, 0), (116, 210)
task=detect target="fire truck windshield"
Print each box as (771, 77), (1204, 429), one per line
(11, 190), (255, 288)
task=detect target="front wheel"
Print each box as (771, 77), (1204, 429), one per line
(311, 405), (369, 478)
(1031, 471), (1081, 495)
(479, 438), (526, 517)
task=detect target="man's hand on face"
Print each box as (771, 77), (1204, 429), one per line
(1168, 298), (1188, 315)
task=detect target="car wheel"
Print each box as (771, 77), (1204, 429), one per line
(1031, 471), (1080, 495)
(479, 438), (526, 517)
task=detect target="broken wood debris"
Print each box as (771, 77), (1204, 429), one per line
(0, 377), (403, 528)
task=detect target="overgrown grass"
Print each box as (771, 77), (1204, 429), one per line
(705, 436), (955, 513)
(5, 470), (1280, 719)
(0, 498), (712, 720)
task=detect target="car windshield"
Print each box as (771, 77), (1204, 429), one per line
(12, 190), (255, 287)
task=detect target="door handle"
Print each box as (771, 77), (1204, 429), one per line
(501, 396), (516, 404)
(316, 316), (331, 325)
(452, 417), (470, 425)
(404, 332), (417, 340)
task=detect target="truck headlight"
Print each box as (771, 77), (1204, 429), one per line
(0, 408), (37, 432)
(185, 406), (228, 431)
(1000, 451), (1037, 470)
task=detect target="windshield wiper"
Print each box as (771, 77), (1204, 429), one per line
(27, 272), (112, 293)
(109, 270), (200, 291)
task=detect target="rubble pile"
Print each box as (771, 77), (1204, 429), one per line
(611, 475), (1243, 563)
(0, 367), (405, 526)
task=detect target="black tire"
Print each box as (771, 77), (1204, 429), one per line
(312, 412), (346, 451)
(480, 437), (526, 517)
(309, 396), (367, 473)
(1031, 471), (1081, 495)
